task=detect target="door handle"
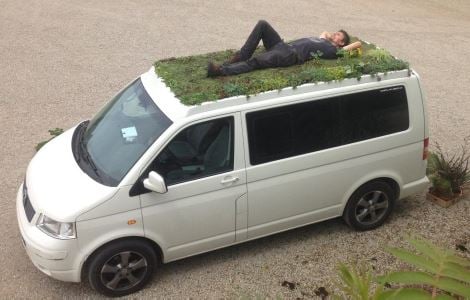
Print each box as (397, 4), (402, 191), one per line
(221, 176), (239, 184)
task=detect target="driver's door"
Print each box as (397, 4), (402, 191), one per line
(139, 114), (247, 262)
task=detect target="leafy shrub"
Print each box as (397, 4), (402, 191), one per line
(334, 235), (470, 299)
(363, 49), (394, 63)
(335, 264), (386, 300)
(325, 66), (347, 81)
(361, 59), (409, 77)
(427, 141), (470, 197)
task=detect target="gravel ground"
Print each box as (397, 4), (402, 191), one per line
(1, 0), (470, 298)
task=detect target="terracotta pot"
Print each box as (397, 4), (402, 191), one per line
(426, 187), (464, 208)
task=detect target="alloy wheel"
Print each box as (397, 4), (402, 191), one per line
(354, 190), (389, 226)
(100, 251), (148, 292)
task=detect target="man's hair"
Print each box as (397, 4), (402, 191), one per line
(339, 29), (350, 46)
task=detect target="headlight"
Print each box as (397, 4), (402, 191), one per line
(36, 214), (77, 239)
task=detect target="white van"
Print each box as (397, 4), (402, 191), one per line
(17, 66), (429, 296)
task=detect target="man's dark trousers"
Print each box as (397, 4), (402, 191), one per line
(221, 20), (298, 76)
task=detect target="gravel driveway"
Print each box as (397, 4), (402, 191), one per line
(1, 0), (469, 298)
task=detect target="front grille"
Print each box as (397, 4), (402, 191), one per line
(23, 182), (36, 222)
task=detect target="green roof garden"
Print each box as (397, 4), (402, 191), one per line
(154, 39), (409, 106)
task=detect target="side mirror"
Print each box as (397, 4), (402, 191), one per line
(143, 171), (167, 194)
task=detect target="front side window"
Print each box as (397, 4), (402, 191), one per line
(75, 78), (172, 186)
(150, 117), (234, 185)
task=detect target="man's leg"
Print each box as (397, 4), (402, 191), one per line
(220, 43), (298, 76)
(219, 61), (256, 76)
(248, 42), (298, 69)
(238, 20), (283, 61)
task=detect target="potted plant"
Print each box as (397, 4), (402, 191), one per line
(426, 141), (470, 207)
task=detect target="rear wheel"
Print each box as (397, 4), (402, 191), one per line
(343, 181), (395, 231)
(87, 239), (157, 297)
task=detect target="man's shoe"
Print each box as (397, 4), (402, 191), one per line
(207, 62), (223, 77)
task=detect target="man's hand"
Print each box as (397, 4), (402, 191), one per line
(343, 41), (362, 51)
(319, 31), (331, 40)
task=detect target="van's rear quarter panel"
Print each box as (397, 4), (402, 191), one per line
(245, 77), (426, 235)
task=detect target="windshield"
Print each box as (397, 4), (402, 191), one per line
(80, 78), (172, 186)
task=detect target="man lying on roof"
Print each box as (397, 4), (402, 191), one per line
(207, 20), (362, 77)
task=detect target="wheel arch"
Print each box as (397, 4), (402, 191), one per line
(341, 173), (402, 214)
(80, 236), (164, 282)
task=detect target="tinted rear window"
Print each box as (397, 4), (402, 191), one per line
(246, 86), (409, 165)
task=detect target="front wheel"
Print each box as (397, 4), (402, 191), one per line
(87, 239), (157, 297)
(343, 181), (395, 231)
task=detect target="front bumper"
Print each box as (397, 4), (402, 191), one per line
(16, 184), (82, 282)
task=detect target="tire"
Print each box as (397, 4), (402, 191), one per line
(343, 181), (395, 231)
(87, 239), (158, 297)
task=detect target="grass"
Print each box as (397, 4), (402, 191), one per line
(154, 39), (409, 106)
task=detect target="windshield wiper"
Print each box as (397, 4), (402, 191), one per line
(73, 121), (102, 180)
(73, 121), (87, 164)
(79, 133), (101, 179)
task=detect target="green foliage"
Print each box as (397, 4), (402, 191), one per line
(309, 50), (324, 66)
(430, 175), (453, 198)
(247, 76), (290, 94)
(325, 66), (347, 81)
(363, 49), (395, 63)
(223, 82), (247, 97)
(35, 128), (64, 151)
(427, 141), (470, 197)
(181, 92), (220, 105)
(334, 264), (385, 300)
(337, 47), (362, 60)
(379, 235), (470, 298)
(335, 235), (470, 299)
(153, 39), (410, 105)
(361, 59), (409, 77)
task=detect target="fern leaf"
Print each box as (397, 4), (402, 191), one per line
(406, 236), (470, 283)
(337, 264), (376, 299)
(377, 271), (434, 285)
(441, 261), (470, 283)
(386, 247), (439, 273)
(434, 295), (458, 300)
(446, 253), (470, 267)
(434, 276), (470, 298)
(338, 263), (354, 285)
(406, 235), (443, 263)
(378, 288), (432, 300)
(378, 271), (470, 298)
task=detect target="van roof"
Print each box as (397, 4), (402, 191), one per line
(142, 40), (412, 121)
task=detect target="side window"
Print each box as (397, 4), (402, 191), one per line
(151, 117), (234, 185)
(340, 86), (409, 144)
(246, 99), (340, 165)
(246, 110), (293, 165)
(292, 99), (342, 153)
(246, 86), (409, 166)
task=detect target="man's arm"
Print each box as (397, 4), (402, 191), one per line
(343, 41), (362, 51)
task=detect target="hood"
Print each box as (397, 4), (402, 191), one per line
(26, 125), (117, 222)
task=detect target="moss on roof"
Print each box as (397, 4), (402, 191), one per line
(154, 39), (409, 106)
